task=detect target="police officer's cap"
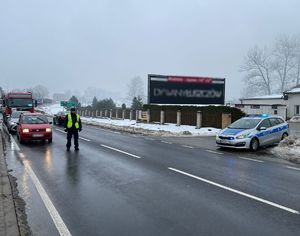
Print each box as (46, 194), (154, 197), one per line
(70, 107), (76, 112)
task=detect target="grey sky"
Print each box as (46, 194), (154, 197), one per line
(1, 0), (300, 101)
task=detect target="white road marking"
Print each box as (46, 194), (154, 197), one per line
(79, 137), (91, 142)
(168, 167), (299, 215)
(55, 129), (66, 133)
(206, 150), (224, 155)
(144, 137), (154, 141)
(161, 141), (172, 144)
(10, 135), (21, 151)
(24, 158), (72, 236)
(14, 145), (72, 235)
(286, 166), (300, 171)
(101, 144), (141, 159)
(239, 157), (264, 163)
(55, 129), (91, 142)
(182, 145), (194, 149)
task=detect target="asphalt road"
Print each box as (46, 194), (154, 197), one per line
(4, 124), (300, 236)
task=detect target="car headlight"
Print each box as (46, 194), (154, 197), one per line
(46, 128), (52, 132)
(22, 129), (30, 133)
(236, 134), (248, 139)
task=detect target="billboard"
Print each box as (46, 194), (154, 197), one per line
(148, 74), (225, 105)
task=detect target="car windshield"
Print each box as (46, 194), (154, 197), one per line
(228, 118), (261, 129)
(22, 115), (48, 124)
(11, 111), (22, 118)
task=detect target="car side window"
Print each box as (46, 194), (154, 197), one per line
(269, 118), (279, 127)
(276, 118), (284, 124)
(258, 119), (271, 129)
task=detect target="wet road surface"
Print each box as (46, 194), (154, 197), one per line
(3, 124), (300, 236)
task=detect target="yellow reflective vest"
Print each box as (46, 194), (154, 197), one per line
(67, 113), (80, 129)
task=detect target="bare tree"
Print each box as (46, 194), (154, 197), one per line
(293, 36), (300, 86)
(240, 46), (273, 96)
(126, 76), (146, 104)
(272, 35), (297, 92)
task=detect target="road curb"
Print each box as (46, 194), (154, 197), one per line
(0, 129), (20, 236)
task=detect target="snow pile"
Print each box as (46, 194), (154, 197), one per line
(270, 137), (300, 164)
(81, 117), (220, 137)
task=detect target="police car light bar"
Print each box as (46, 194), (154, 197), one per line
(245, 114), (269, 118)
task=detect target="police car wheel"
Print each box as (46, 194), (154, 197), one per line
(281, 133), (288, 140)
(250, 138), (259, 151)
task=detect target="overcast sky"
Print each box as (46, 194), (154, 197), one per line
(1, 0), (300, 101)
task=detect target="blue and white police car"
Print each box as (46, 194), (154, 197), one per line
(216, 114), (289, 151)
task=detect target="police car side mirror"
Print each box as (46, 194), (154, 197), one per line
(258, 127), (267, 131)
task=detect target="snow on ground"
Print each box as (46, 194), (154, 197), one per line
(270, 137), (300, 164)
(82, 117), (220, 137)
(40, 103), (220, 136)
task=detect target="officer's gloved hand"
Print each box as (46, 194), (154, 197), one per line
(64, 128), (67, 132)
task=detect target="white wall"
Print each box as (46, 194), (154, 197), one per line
(241, 98), (286, 105)
(241, 105), (287, 120)
(286, 94), (300, 118)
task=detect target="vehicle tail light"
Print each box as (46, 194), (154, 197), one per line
(22, 129), (30, 133)
(46, 128), (52, 132)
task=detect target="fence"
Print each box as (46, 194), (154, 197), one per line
(79, 106), (241, 129)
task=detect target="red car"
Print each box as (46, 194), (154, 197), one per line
(17, 113), (53, 143)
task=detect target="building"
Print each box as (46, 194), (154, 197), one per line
(284, 86), (300, 118)
(239, 94), (287, 119)
(238, 85), (300, 120)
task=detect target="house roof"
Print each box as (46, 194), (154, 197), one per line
(240, 94), (283, 100)
(285, 86), (300, 94)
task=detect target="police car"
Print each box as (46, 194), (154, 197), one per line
(216, 114), (289, 151)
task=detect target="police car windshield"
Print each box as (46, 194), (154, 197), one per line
(228, 118), (261, 129)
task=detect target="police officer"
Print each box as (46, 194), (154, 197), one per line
(64, 107), (82, 151)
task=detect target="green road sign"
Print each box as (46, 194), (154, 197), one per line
(60, 101), (77, 108)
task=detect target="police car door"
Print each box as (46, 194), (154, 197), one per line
(257, 119), (272, 146)
(269, 118), (281, 143)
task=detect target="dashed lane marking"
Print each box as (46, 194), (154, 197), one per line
(161, 141), (172, 144)
(168, 167), (299, 215)
(101, 144), (141, 159)
(205, 150), (224, 155)
(239, 157), (264, 163)
(55, 129), (91, 142)
(286, 166), (300, 171)
(55, 129), (66, 133)
(79, 137), (91, 142)
(181, 145), (194, 149)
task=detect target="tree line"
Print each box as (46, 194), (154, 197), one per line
(70, 95), (144, 110)
(241, 34), (300, 97)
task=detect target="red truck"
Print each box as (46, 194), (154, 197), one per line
(1, 92), (37, 124)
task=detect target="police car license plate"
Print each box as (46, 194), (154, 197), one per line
(32, 134), (44, 137)
(220, 139), (231, 144)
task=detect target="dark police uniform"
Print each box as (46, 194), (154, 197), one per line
(64, 109), (82, 151)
